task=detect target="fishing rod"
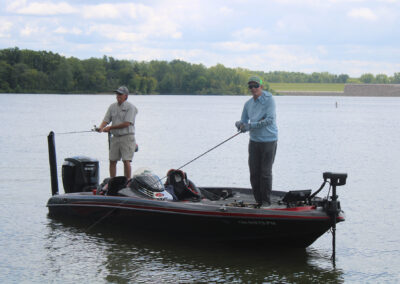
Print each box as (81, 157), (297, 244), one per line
(156, 131), (243, 183)
(55, 130), (94, 135)
(54, 125), (98, 135)
(176, 132), (242, 171)
(171, 119), (263, 173)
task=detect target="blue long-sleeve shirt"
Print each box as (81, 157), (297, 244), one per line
(240, 90), (278, 142)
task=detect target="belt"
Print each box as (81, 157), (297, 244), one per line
(112, 133), (134, 137)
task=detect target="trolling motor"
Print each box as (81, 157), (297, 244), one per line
(322, 172), (348, 263)
(323, 172), (347, 216)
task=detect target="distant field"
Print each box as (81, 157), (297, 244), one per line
(268, 83), (345, 92)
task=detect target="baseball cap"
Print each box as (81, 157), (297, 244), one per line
(115, 86), (129, 95)
(248, 76), (263, 85)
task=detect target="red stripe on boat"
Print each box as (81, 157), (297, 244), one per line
(70, 201), (336, 220)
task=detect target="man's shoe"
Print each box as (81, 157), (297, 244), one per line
(260, 202), (272, 208)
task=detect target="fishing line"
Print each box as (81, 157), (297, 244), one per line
(31, 125), (99, 137)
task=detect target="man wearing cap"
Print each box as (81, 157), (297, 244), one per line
(97, 86), (138, 179)
(235, 76), (278, 207)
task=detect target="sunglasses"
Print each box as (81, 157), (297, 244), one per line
(248, 83), (260, 89)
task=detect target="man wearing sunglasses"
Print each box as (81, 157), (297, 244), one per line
(235, 76), (278, 207)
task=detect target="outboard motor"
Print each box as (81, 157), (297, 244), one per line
(62, 156), (99, 193)
(129, 169), (172, 200)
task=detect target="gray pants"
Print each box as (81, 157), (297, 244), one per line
(248, 140), (277, 205)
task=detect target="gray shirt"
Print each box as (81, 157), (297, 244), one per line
(103, 101), (138, 136)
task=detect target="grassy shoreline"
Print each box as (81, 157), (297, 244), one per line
(269, 83), (345, 92)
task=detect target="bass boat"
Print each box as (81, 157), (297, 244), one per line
(46, 132), (347, 249)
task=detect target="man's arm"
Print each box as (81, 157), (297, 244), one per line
(250, 99), (276, 129)
(240, 102), (249, 124)
(97, 121), (109, 132)
(101, 122), (131, 133)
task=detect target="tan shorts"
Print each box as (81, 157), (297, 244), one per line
(109, 135), (136, 161)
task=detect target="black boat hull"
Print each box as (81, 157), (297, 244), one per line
(47, 189), (344, 248)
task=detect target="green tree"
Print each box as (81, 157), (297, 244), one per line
(81, 58), (106, 91)
(0, 61), (13, 92)
(146, 77), (157, 94)
(391, 72), (400, 83)
(49, 60), (73, 92)
(360, 73), (375, 83)
(158, 73), (175, 93)
(20, 68), (48, 92)
(375, 74), (389, 84)
(0, 47), (21, 65)
(337, 74), (349, 83)
(67, 57), (85, 91)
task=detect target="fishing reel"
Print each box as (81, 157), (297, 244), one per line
(92, 125), (100, 132)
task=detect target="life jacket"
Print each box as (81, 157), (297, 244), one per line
(165, 169), (201, 201)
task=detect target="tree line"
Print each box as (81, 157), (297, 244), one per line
(0, 47), (399, 94)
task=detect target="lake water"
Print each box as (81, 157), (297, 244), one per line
(0, 94), (399, 283)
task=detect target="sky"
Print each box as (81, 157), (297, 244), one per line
(1, 0), (399, 77)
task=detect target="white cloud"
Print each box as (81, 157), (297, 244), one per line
(7, 0), (77, 15)
(20, 24), (40, 36)
(348, 7), (378, 21)
(81, 3), (153, 21)
(322, 59), (400, 77)
(275, 16), (312, 34)
(233, 27), (267, 40)
(316, 45), (328, 55)
(135, 5), (183, 39)
(125, 3), (154, 20)
(219, 6), (233, 16)
(100, 46), (113, 53)
(0, 20), (13, 38)
(213, 41), (261, 52)
(81, 4), (121, 19)
(80, 2), (182, 40)
(110, 45), (215, 64)
(54, 26), (82, 35)
(5, 0), (27, 12)
(87, 24), (146, 42)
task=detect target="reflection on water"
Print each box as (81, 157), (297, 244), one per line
(45, 217), (344, 283)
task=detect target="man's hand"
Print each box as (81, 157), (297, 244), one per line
(102, 126), (111, 132)
(235, 121), (243, 131)
(240, 123), (250, 133)
(235, 121), (250, 132)
(96, 122), (109, 132)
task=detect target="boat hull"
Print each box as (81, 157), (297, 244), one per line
(47, 190), (344, 248)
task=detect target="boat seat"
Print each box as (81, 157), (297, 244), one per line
(106, 176), (128, 196)
(165, 169), (201, 201)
